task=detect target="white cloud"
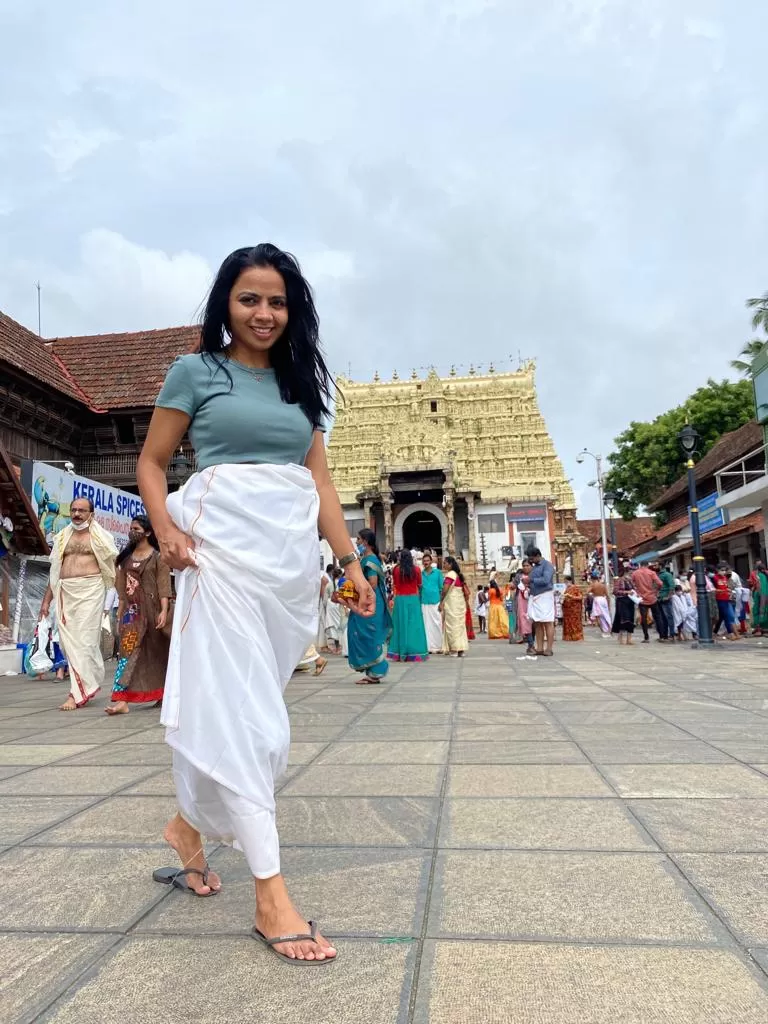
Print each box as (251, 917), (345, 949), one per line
(43, 120), (120, 175)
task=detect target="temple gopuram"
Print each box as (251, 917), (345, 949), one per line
(328, 363), (586, 578)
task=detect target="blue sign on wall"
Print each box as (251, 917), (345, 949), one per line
(692, 491), (727, 535)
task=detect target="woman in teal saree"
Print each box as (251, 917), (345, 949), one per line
(347, 529), (393, 684)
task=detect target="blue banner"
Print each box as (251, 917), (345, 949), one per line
(692, 491), (727, 535)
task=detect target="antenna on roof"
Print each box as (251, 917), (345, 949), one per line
(36, 282), (41, 337)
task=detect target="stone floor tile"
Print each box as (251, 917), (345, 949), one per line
(450, 741), (586, 764)
(288, 742), (329, 764)
(413, 943), (768, 1024)
(278, 796), (436, 847)
(368, 702), (454, 714)
(0, 933), (116, 1024)
(316, 741), (448, 764)
(451, 724), (568, 742)
(109, 770), (175, 796)
(709, 741), (768, 762)
(0, 795), (98, 845)
(601, 764), (768, 798)
(440, 798), (655, 850)
(342, 725), (452, 741)
(0, 846), (172, 929)
(43, 936), (415, 1024)
(0, 765), (157, 796)
(585, 739), (731, 763)
(282, 765), (443, 797)
(0, 744), (96, 766)
(677, 854), (768, 944)
(34, 795), (177, 845)
(630, 799), (768, 852)
(287, 726), (348, 742)
(56, 744), (172, 766)
(429, 851), (717, 941)
(447, 764), (613, 798)
(139, 845), (430, 937)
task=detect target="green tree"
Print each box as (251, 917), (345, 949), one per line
(603, 378), (754, 518)
(731, 291), (768, 375)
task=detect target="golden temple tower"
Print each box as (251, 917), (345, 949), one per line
(327, 363), (584, 575)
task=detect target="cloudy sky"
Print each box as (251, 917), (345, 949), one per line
(1, 0), (766, 514)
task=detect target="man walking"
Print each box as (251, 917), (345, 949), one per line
(656, 562), (677, 643)
(40, 498), (117, 710)
(632, 563), (664, 642)
(527, 547), (555, 656)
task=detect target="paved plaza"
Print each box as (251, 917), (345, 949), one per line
(3, 636), (768, 1022)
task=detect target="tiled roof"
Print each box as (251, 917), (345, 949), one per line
(654, 514), (689, 542)
(577, 517), (655, 552)
(0, 311), (93, 407)
(664, 511), (764, 554)
(648, 421), (763, 511)
(49, 326), (200, 410)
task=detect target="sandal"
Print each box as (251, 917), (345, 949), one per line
(314, 657), (328, 676)
(355, 676), (381, 685)
(251, 920), (336, 966)
(152, 865), (219, 897)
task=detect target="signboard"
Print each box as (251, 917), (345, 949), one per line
(21, 461), (146, 549)
(692, 491), (727, 536)
(507, 503), (547, 523)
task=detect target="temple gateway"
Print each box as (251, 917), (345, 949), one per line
(327, 364), (586, 577)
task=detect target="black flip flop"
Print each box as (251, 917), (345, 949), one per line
(251, 920), (336, 965)
(152, 866), (220, 897)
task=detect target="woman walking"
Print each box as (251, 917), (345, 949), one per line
(611, 567), (636, 645)
(713, 564), (738, 640)
(347, 528), (392, 683)
(388, 549), (429, 661)
(105, 516), (171, 715)
(517, 560), (534, 653)
(487, 579), (509, 639)
(561, 578), (584, 641)
(588, 579), (611, 635)
(440, 556), (469, 657)
(749, 561), (768, 635)
(138, 244), (374, 964)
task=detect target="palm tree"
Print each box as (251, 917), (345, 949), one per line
(731, 338), (768, 375)
(731, 291), (768, 375)
(747, 291), (768, 333)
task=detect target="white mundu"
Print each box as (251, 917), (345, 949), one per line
(162, 463), (319, 878)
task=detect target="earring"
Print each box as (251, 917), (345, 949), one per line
(222, 331), (232, 348)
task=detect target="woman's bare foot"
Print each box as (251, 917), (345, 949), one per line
(163, 814), (221, 895)
(255, 875), (337, 962)
(59, 695), (78, 711)
(105, 701), (129, 715)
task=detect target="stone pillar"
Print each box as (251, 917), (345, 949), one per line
(382, 494), (394, 552)
(466, 494), (477, 563)
(363, 499), (373, 532)
(444, 488), (456, 555)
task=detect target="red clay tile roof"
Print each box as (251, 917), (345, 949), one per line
(653, 514), (689, 542)
(666, 511), (764, 553)
(577, 517), (655, 552)
(647, 421), (763, 512)
(49, 326), (200, 410)
(0, 311), (94, 407)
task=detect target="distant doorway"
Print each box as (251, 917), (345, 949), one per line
(403, 510), (443, 554)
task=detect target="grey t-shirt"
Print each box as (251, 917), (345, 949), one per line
(156, 354), (316, 470)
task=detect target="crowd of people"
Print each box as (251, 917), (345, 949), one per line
(578, 557), (768, 644)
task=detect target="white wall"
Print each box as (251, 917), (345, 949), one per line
(473, 501), (551, 567)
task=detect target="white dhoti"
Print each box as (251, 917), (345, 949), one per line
(422, 603), (443, 653)
(163, 464), (319, 879)
(591, 595), (611, 633)
(528, 590), (555, 623)
(55, 576), (106, 706)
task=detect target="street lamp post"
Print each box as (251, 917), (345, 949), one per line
(603, 490), (620, 576)
(678, 424), (714, 646)
(577, 449), (611, 597)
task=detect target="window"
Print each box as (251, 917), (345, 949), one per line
(430, 400), (438, 413)
(346, 518), (365, 538)
(520, 532), (538, 554)
(115, 417), (135, 445)
(478, 513), (505, 534)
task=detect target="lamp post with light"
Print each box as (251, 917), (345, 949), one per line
(603, 490), (620, 576)
(577, 449), (611, 597)
(678, 424), (713, 646)
(171, 448), (192, 488)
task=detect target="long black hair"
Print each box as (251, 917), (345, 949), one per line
(489, 579), (501, 597)
(199, 244), (333, 429)
(358, 528), (379, 557)
(444, 555), (465, 585)
(399, 548), (416, 583)
(116, 515), (159, 568)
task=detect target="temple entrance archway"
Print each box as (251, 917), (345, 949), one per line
(394, 503), (447, 554)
